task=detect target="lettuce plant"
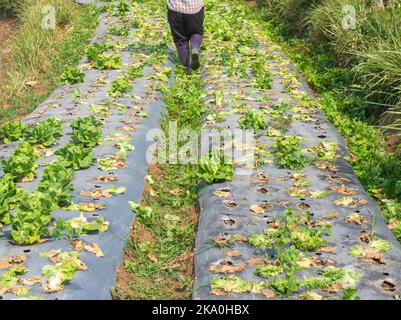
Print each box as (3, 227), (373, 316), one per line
(41, 251), (83, 293)
(38, 161), (74, 207)
(196, 149), (234, 183)
(239, 110), (268, 130)
(60, 67), (85, 85)
(273, 136), (310, 170)
(86, 42), (115, 61)
(0, 174), (17, 227)
(71, 116), (102, 147)
(94, 53), (122, 70)
(53, 214), (109, 238)
(0, 121), (27, 144)
(26, 117), (64, 147)
(1, 142), (40, 181)
(55, 144), (94, 170)
(108, 77), (132, 97)
(10, 191), (54, 245)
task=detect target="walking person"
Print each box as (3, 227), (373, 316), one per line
(167, 0), (204, 73)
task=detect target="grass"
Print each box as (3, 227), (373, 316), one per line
(255, 0), (401, 117)
(0, 0), (99, 122)
(0, 0), (19, 15)
(112, 70), (205, 300)
(113, 165), (197, 299)
(242, 0), (401, 241)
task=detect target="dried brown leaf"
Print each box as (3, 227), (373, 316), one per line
(0, 255), (27, 270)
(95, 175), (119, 183)
(323, 212), (339, 219)
(256, 172), (270, 183)
(209, 261), (246, 274)
(261, 289), (277, 298)
(329, 185), (358, 196)
(344, 213), (368, 225)
(316, 162), (338, 172)
(224, 251), (241, 257)
(381, 280), (396, 292)
(20, 276), (43, 286)
(318, 246), (337, 254)
(148, 253), (158, 263)
(360, 231), (372, 244)
(250, 204), (265, 214)
(80, 189), (112, 199)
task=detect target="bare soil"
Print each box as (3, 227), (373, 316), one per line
(112, 164), (199, 300)
(0, 17), (15, 73)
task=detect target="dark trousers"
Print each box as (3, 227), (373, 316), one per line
(167, 7), (204, 46)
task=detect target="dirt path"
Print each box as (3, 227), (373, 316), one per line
(192, 0), (401, 300)
(0, 17), (15, 47)
(0, 17), (15, 80)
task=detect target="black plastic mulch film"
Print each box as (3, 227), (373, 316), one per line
(192, 4), (401, 300)
(0, 0), (173, 300)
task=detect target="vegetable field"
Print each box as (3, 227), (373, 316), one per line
(1, 0), (401, 300)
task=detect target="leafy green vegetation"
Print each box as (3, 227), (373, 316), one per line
(301, 266), (361, 292)
(10, 191), (54, 245)
(55, 144), (94, 170)
(38, 162), (74, 207)
(269, 102), (292, 134)
(273, 136), (310, 170)
(114, 47), (202, 298)
(26, 117), (64, 147)
(0, 174), (17, 228)
(94, 53), (123, 70)
(239, 110), (268, 130)
(54, 214), (109, 238)
(86, 42), (116, 61)
(108, 77), (133, 97)
(41, 251), (85, 292)
(342, 287), (361, 300)
(255, 265), (283, 278)
(242, 206), (345, 297)
(60, 67), (85, 85)
(0, 122), (27, 144)
(1, 142), (40, 182)
(196, 149), (234, 183)
(70, 116), (102, 147)
(128, 202), (154, 228)
(255, 0), (401, 115)
(1, 0), (399, 301)
(211, 276), (268, 295)
(0, 0), (19, 15)
(110, 26), (130, 37)
(0, 267), (29, 296)
(370, 238), (393, 253)
(251, 58), (273, 89)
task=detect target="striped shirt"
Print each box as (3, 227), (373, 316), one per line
(167, 0), (204, 14)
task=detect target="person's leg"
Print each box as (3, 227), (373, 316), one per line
(167, 9), (190, 71)
(187, 7), (204, 70)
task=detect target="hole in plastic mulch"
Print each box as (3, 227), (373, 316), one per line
(224, 201), (238, 208)
(224, 218), (236, 226)
(256, 187), (268, 194)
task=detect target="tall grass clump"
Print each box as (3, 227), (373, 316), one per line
(0, 0), (99, 122)
(256, 0), (323, 35)
(257, 0), (401, 122)
(0, 0), (22, 15)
